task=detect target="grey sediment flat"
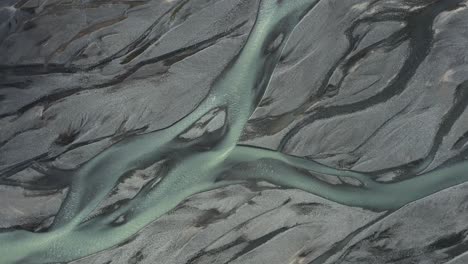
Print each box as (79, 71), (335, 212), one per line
(1, 0), (468, 263)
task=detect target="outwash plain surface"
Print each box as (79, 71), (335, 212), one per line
(1, 0), (468, 263)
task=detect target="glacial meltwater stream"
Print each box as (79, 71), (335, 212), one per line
(1, 0), (468, 263)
